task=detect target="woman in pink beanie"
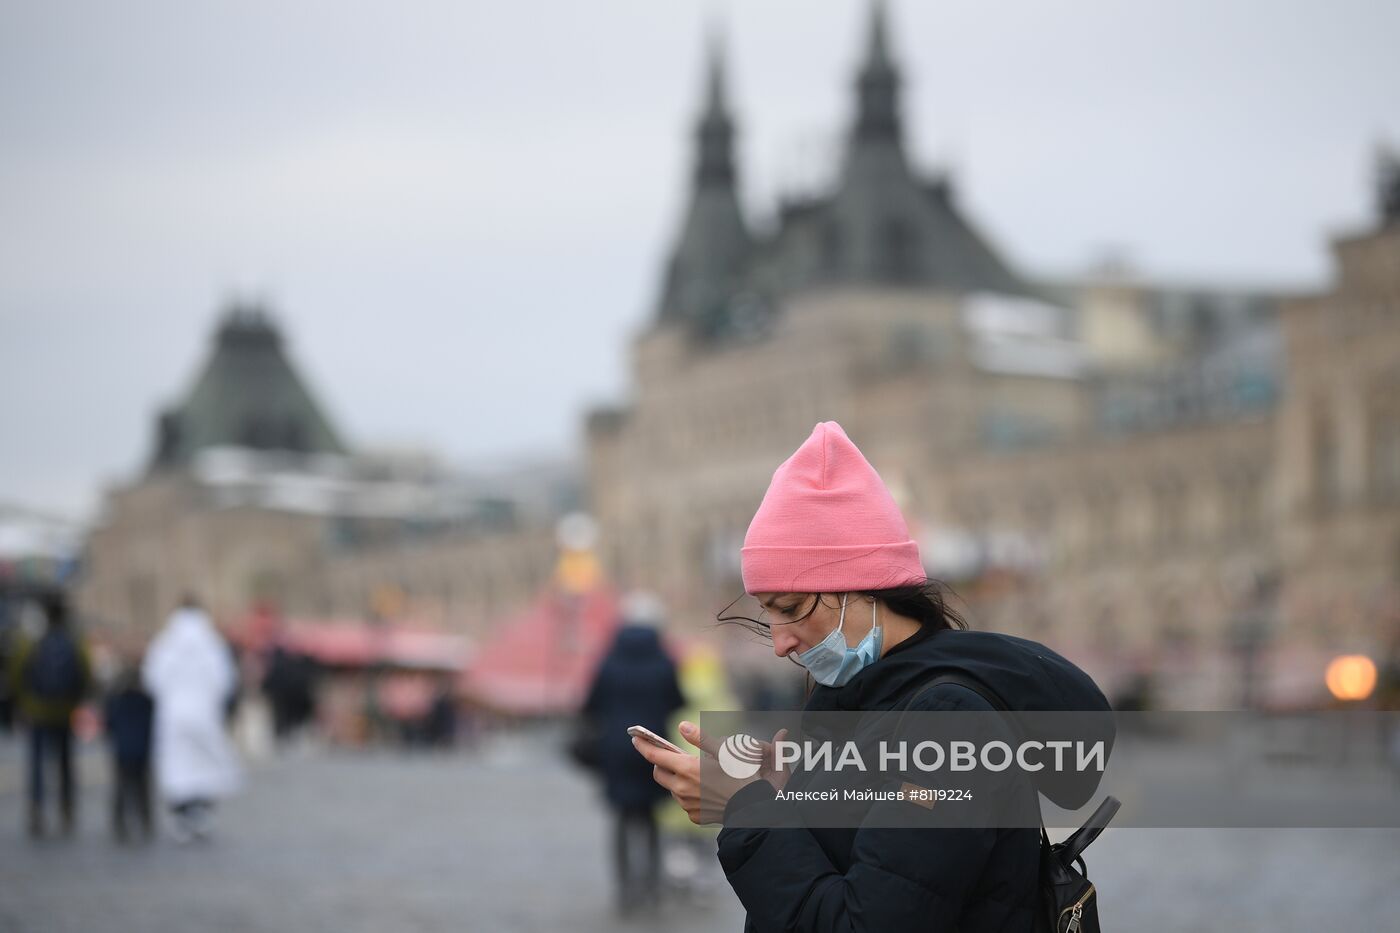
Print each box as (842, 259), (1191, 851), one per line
(633, 421), (1115, 933)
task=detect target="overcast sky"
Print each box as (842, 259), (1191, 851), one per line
(3, 0), (1398, 520)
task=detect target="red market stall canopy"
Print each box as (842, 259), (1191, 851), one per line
(460, 585), (621, 716)
(274, 619), (471, 671)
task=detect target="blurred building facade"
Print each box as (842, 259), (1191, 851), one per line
(68, 6), (1400, 710)
(1275, 157), (1400, 661)
(585, 7), (1400, 706)
(76, 306), (572, 640)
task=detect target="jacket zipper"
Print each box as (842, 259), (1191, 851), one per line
(1059, 883), (1095, 933)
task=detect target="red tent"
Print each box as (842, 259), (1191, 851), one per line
(282, 620), (470, 671)
(460, 584), (621, 716)
(236, 613), (471, 672)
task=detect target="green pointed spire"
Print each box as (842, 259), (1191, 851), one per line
(820, 0), (1028, 293)
(854, 0), (901, 143)
(150, 303), (347, 471)
(695, 26), (736, 187)
(656, 29), (753, 327)
(867, 0), (893, 69)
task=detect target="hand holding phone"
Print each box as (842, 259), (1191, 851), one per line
(627, 724), (683, 754)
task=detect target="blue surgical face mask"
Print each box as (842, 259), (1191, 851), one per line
(793, 593), (882, 687)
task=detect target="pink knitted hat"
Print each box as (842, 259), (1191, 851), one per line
(741, 421), (927, 594)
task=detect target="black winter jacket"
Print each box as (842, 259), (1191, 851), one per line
(716, 625), (1110, 933)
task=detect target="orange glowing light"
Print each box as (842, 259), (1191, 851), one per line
(1324, 654), (1377, 701)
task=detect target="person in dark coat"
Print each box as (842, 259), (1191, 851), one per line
(262, 645), (317, 743)
(632, 422), (1113, 932)
(103, 663), (155, 843)
(580, 591), (686, 917)
(423, 675), (457, 748)
(6, 590), (92, 838)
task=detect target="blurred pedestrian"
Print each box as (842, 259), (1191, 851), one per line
(103, 661), (154, 843)
(580, 591), (685, 918)
(6, 589), (92, 838)
(423, 674), (457, 749)
(142, 595), (242, 843)
(0, 586), (21, 734)
(263, 644), (317, 744)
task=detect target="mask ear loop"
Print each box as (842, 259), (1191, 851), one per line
(836, 592), (848, 636)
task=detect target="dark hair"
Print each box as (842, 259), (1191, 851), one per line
(715, 580), (968, 660)
(40, 589), (70, 628)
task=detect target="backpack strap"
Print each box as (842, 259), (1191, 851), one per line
(1058, 795), (1121, 863)
(901, 672), (1121, 862)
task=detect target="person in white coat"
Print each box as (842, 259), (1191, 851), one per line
(141, 596), (242, 842)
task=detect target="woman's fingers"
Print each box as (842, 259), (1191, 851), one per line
(677, 721), (721, 757)
(631, 736), (694, 774)
(631, 737), (715, 823)
(757, 728), (788, 764)
(632, 733), (746, 826)
(761, 728), (792, 790)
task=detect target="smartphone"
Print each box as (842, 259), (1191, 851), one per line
(627, 724), (683, 754)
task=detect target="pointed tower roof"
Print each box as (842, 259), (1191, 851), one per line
(821, 0), (1027, 294)
(854, 0), (901, 145)
(1378, 142), (1400, 226)
(655, 30), (753, 331)
(149, 303), (347, 471)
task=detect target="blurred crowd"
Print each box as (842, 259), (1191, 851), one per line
(0, 583), (470, 847)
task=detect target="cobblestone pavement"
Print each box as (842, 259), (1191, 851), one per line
(2, 732), (1399, 932)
